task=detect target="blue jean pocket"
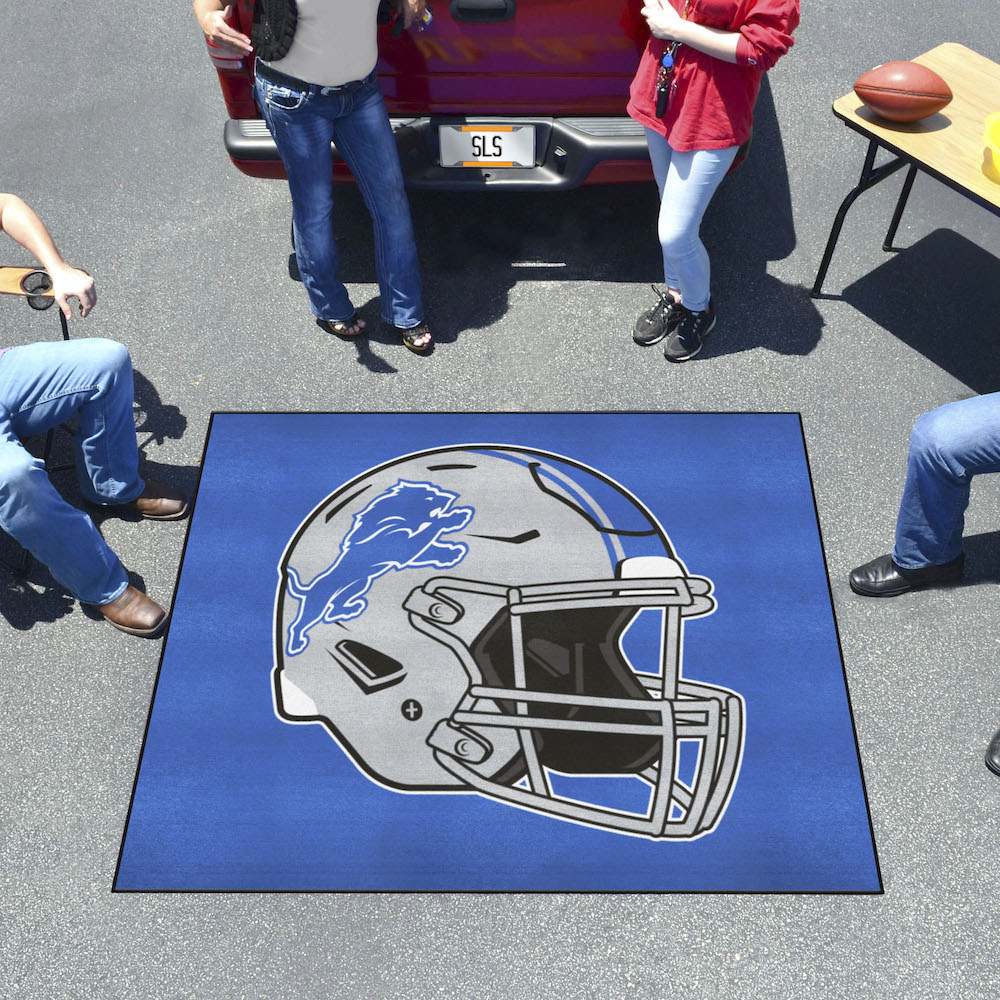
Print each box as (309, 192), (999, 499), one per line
(266, 83), (308, 112)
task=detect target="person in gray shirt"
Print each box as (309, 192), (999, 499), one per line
(195, 0), (433, 352)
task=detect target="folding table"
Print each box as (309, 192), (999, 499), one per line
(812, 43), (1000, 297)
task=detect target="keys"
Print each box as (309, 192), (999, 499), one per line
(654, 45), (678, 118)
(656, 83), (669, 118)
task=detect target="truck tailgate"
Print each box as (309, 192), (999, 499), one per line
(377, 1), (647, 116)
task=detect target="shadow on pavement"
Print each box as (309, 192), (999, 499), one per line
(326, 178), (665, 356)
(133, 368), (187, 452)
(0, 437), (79, 629)
(842, 229), (1000, 393)
(290, 253), (402, 373)
(702, 75), (824, 360)
(280, 76), (820, 369)
(963, 530), (1000, 586)
(0, 571), (75, 631)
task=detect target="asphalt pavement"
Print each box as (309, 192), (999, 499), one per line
(1, 1), (999, 997)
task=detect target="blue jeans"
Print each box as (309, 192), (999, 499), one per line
(255, 67), (424, 328)
(644, 129), (738, 312)
(0, 338), (143, 604)
(893, 392), (1000, 569)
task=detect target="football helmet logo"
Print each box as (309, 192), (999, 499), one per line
(285, 480), (474, 655)
(273, 445), (744, 839)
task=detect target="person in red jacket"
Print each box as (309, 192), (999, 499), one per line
(628, 0), (799, 361)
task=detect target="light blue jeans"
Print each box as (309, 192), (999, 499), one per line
(644, 129), (739, 313)
(0, 338), (143, 604)
(893, 392), (1000, 568)
(256, 66), (424, 329)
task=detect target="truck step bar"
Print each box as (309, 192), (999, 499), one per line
(224, 115), (650, 190)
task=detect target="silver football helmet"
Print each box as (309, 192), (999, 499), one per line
(273, 445), (744, 839)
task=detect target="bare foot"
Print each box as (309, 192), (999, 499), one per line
(324, 313), (366, 338)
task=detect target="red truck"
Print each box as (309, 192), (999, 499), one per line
(208, 0), (675, 190)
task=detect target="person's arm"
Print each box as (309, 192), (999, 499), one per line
(641, 0), (797, 70)
(641, 0), (739, 62)
(0, 194), (96, 319)
(193, 0), (252, 57)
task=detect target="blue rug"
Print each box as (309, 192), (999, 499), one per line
(115, 413), (880, 892)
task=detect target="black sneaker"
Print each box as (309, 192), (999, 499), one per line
(632, 285), (682, 346)
(663, 300), (716, 362)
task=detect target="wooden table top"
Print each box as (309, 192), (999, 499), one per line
(833, 43), (1000, 212)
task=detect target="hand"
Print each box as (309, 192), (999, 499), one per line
(641, 0), (686, 42)
(197, 4), (252, 57)
(395, 0), (427, 30)
(50, 265), (96, 319)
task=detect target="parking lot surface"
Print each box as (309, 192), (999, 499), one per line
(1, 2), (999, 997)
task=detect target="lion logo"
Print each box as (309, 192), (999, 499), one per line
(284, 480), (474, 655)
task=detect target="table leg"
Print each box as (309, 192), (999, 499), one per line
(811, 139), (909, 297)
(882, 164), (918, 252)
(45, 301), (74, 475)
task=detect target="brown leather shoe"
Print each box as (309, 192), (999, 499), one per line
(98, 586), (168, 637)
(115, 481), (189, 520)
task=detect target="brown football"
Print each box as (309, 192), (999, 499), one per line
(854, 61), (953, 123)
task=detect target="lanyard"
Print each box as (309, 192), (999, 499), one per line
(654, 0), (692, 117)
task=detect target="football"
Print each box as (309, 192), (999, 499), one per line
(853, 61), (953, 123)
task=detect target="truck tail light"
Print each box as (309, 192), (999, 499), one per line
(206, 4), (250, 72)
(207, 39), (248, 72)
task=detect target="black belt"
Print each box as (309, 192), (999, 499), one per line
(255, 58), (369, 94)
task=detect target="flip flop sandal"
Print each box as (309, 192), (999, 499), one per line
(398, 322), (433, 354)
(322, 312), (366, 338)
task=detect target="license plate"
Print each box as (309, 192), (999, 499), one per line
(438, 125), (535, 168)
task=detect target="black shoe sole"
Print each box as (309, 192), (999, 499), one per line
(92, 498), (190, 521)
(985, 754), (1000, 778)
(664, 316), (716, 363)
(633, 327), (668, 346)
(848, 579), (913, 597)
(849, 573), (963, 598)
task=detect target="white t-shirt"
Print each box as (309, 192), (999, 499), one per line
(263, 0), (382, 88)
